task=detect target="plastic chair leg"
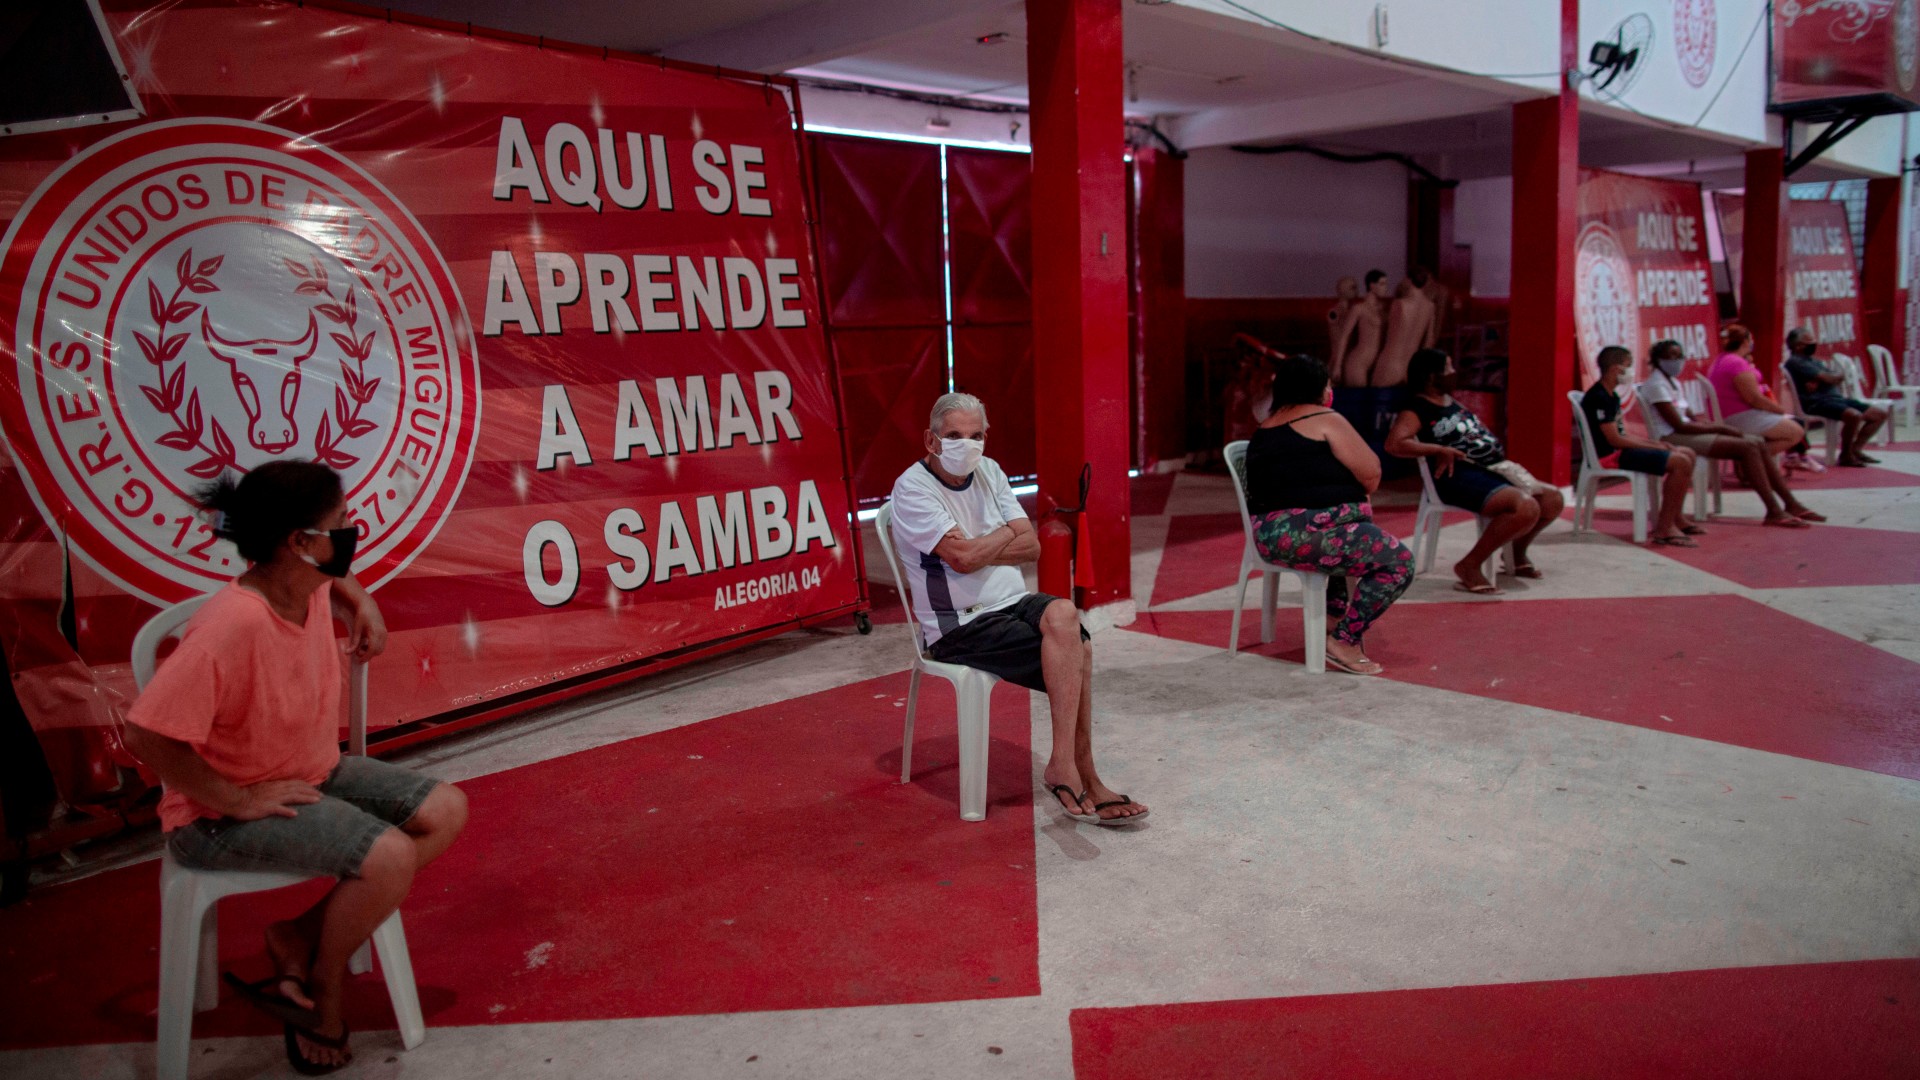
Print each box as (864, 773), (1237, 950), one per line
(156, 879), (206, 1080)
(1631, 478), (1649, 544)
(1415, 509), (1442, 575)
(1691, 457), (1710, 519)
(900, 665), (922, 783)
(195, 901), (220, 1012)
(1259, 572), (1278, 644)
(954, 673), (992, 822)
(1302, 576), (1328, 674)
(1228, 566), (1252, 655)
(371, 911), (426, 1050)
(349, 940), (372, 976)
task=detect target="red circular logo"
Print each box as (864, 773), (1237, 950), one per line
(1674, 0), (1717, 89)
(0, 119), (480, 604)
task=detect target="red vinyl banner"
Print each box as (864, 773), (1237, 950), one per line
(1773, 0), (1920, 108)
(1574, 168), (1719, 384)
(1713, 194), (1867, 359)
(0, 0), (861, 801)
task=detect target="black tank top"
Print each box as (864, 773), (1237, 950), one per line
(1243, 413), (1367, 512)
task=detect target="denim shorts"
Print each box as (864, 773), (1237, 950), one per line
(166, 756), (439, 879)
(1432, 462), (1512, 513)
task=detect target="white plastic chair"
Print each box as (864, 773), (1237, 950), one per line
(1774, 374), (1841, 467)
(1568, 389), (1650, 543)
(1868, 344), (1917, 431)
(1689, 374), (1751, 495)
(1222, 440), (1328, 673)
(133, 596), (424, 1080)
(1636, 380), (1718, 519)
(1832, 353), (1896, 445)
(1411, 457), (1512, 582)
(873, 502), (998, 822)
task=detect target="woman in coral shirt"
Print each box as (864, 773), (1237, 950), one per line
(124, 460), (468, 1074)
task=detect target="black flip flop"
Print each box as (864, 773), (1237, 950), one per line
(1046, 784), (1099, 824)
(1091, 796), (1149, 826)
(284, 1020), (352, 1076)
(223, 971), (320, 1028)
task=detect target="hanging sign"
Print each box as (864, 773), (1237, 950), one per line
(1574, 167), (1719, 383)
(1713, 192), (1866, 358)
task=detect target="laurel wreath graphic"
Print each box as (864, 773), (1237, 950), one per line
(285, 257), (380, 470)
(136, 249), (241, 479)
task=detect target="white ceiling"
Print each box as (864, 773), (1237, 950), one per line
(379, 0), (1879, 182)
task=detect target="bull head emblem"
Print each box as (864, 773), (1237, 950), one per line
(199, 310), (320, 454)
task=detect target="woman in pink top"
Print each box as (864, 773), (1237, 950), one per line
(1706, 325), (1799, 444)
(1704, 324), (1825, 522)
(124, 461), (468, 1074)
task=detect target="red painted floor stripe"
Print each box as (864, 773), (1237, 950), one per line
(0, 672), (1040, 1048)
(1070, 958), (1920, 1080)
(1130, 473), (1176, 517)
(1589, 510), (1920, 589)
(1135, 595), (1920, 781)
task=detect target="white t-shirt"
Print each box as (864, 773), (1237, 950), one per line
(1634, 375), (1692, 440)
(890, 457), (1029, 648)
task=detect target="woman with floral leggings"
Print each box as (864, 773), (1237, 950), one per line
(1242, 352), (1414, 675)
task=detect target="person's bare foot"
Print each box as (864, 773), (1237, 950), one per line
(297, 979), (351, 1068)
(264, 920), (316, 1010)
(1081, 781), (1148, 821)
(1041, 764), (1094, 816)
(1452, 559), (1499, 594)
(293, 1016), (351, 1069)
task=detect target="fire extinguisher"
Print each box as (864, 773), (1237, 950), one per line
(1038, 518), (1074, 598)
(1037, 464), (1092, 606)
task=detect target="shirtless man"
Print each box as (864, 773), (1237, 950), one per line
(1327, 276), (1360, 356)
(1372, 278), (1438, 388)
(1330, 269), (1389, 387)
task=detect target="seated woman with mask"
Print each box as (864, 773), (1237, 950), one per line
(1635, 338), (1819, 528)
(1385, 348), (1564, 594)
(1243, 353), (1413, 675)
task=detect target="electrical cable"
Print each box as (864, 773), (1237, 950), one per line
(1692, 3), (1768, 128)
(1227, 141), (1457, 187)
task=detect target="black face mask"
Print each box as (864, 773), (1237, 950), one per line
(300, 527), (358, 577)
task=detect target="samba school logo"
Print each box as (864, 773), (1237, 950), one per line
(0, 119), (480, 603)
(1574, 221), (1642, 386)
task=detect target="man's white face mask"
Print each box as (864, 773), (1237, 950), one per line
(938, 436), (985, 475)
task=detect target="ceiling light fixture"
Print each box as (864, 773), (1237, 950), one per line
(977, 32), (1009, 45)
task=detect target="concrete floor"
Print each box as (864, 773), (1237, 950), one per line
(4, 446), (1918, 1078)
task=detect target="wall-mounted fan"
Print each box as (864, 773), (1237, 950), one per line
(1588, 13), (1655, 98)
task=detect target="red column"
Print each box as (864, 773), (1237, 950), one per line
(1505, 0), (1578, 485)
(1862, 176), (1901, 363)
(1134, 146), (1186, 470)
(1741, 148), (1788, 385)
(1027, 0), (1130, 609)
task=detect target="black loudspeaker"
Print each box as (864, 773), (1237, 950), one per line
(0, 0), (142, 136)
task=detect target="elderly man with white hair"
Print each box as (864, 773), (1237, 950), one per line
(888, 392), (1148, 825)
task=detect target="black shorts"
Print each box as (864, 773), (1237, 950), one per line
(1613, 447), (1672, 476)
(927, 593), (1086, 692)
(1801, 394), (1870, 420)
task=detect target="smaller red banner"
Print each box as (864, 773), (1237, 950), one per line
(1716, 194), (1867, 359)
(1575, 169), (1720, 384)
